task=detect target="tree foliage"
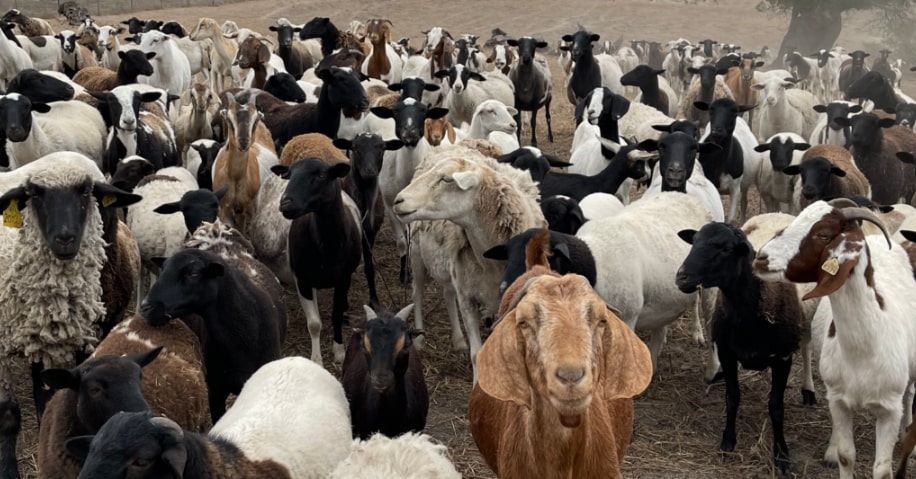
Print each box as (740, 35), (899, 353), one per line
(757, 0), (912, 14)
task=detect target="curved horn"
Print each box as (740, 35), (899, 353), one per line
(594, 133), (622, 153)
(830, 202), (893, 249)
(827, 198), (859, 209)
(149, 416), (184, 441)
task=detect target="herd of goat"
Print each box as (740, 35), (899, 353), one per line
(0, 2), (916, 478)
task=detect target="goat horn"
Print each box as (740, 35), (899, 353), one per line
(363, 304), (378, 320)
(594, 134), (621, 153)
(150, 416), (184, 441)
(830, 202), (893, 249)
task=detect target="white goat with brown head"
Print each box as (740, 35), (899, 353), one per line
(469, 261), (652, 479)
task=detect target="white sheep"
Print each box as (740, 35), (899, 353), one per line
(393, 144), (546, 379)
(0, 24), (33, 90)
(754, 200), (916, 478)
(0, 93), (106, 169)
(138, 30), (192, 95)
(576, 191), (713, 368)
(249, 171), (294, 285)
(618, 100), (676, 143)
(578, 192), (624, 220)
(753, 76), (820, 142)
(329, 433), (461, 479)
(436, 64), (515, 127)
(459, 99), (519, 155)
(14, 35), (62, 72)
(753, 133), (810, 213)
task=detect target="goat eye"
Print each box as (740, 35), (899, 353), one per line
(132, 457), (152, 468)
(188, 271), (201, 279)
(815, 234), (831, 242)
(440, 176), (453, 184)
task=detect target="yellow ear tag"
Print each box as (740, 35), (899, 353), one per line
(102, 195), (117, 208)
(3, 199), (22, 228)
(821, 257), (839, 276)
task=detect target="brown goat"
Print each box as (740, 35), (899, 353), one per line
(470, 229), (653, 479)
(364, 19), (394, 80)
(424, 116), (457, 146)
(235, 35), (272, 89)
(212, 92), (278, 236)
(724, 57), (762, 128)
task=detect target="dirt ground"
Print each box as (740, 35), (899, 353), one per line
(11, 1), (916, 478)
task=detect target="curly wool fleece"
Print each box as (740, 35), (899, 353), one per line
(0, 165), (107, 366)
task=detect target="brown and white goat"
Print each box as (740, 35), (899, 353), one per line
(361, 18), (402, 84)
(724, 56), (763, 129)
(212, 93), (278, 236)
(469, 236), (652, 478)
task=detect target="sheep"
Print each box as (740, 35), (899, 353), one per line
(273, 156), (361, 365)
(561, 29), (624, 104)
(617, 97), (677, 144)
(782, 144), (871, 213)
(189, 18), (238, 90)
(0, 93), (106, 168)
(506, 36), (553, 146)
(483, 227), (597, 297)
(753, 76), (825, 141)
(753, 133), (810, 212)
(579, 192), (625, 220)
(137, 30), (191, 96)
(576, 187), (713, 368)
(186, 139), (222, 189)
(462, 99), (519, 154)
(212, 92), (279, 236)
(154, 187), (227, 238)
(140, 245), (285, 422)
(569, 87), (629, 163)
(0, 156), (141, 476)
(676, 221), (805, 476)
(677, 64), (732, 127)
(753, 199), (914, 478)
(541, 140), (650, 202)
(13, 34), (63, 72)
(95, 25), (130, 71)
(90, 86), (178, 175)
(393, 145), (546, 379)
(537, 195), (586, 234)
(55, 29), (98, 77)
(333, 133), (403, 305)
(38, 315), (209, 479)
(371, 97), (448, 285)
(263, 71), (308, 103)
(174, 83), (216, 159)
(329, 432), (460, 479)
(837, 111), (916, 204)
(469, 271), (652, 478)
(783, 52), (822, 99)
(361, 19), (403, 84)
(435, 64), (515, 127)
(68, 357), (352, 479)
(2, 9), (53, 37)
(845, 70), (904, 112)
(125, 168), (199, 304)
(812, 48), (842, 102)
(838, 50), (870, 97)
(809, 101), (862, 146)
(72, 49), (155, 91)
(693, 99), (757, 222)
(342, 303), (428, 439)
(620, 64), (678, 117)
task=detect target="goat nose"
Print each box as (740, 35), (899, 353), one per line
(393, 196), (404, 206)
(55, 234), (75, 246)
(556, 367), (586, 386)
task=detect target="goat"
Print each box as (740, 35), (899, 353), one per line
(506, 36), (553, 147)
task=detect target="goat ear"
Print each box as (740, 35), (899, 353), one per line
(384, 139), (404, 150)
(901, 230), (916, 242)
(813, 104), (827, 113)
(423, 83), (440, 92)
(65, 436), (94, 462)
(139, 91), (162, 103)
(878, 118), (897, 128)
(126, 346), (164, 368)
(590, 33), (600, 42)
(387, 82), (403, 92)
(693, 101), (710, 111)
(849, 105), (863, 113)
(754, 61), (764, 68)
(794, 142), (812, 151)
(92, 182), (142, 209)
(831, 166), (847, 177)
(677, 229), (697, 245)
(271, 165), (290, 178)
(468, 71), (487, 82)
(0, 186), (30, 213)
(737, 104), (756, 113)
(897, 152), (916, 164)
(751, 83), (765, 91)
(506, 39), (518, 47)
(600, 302), (652, 400)
(30, 102), (51, 114)
(425, 107), (449, 120)
(328, 162), (351, 179)
(545, 155), (573, 168)
(476, 306), (532, 407)
(754, 143), (772, 152)
(433, 69), (450, 79)
(153, 201), (181, 215)
(553, 241), (572, 261)
(40, 368), (79, 390)
(213, 185), (228, 200)
(160, 442), (188, 479)
(637, 139), (658, 152)
(803, 231), (861, 300)
(203, 261), (225, 278)
(483, 244), (508, 260)
(452, 170), (479, 190)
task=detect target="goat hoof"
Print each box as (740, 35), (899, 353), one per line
(707, 371), (725, 385)
(720, 436), (736, 453)
(802, 389), (817, 406)
(452, 339), (468, 352)
(822, 459), (838, 469)
(333, 343), (346, 364)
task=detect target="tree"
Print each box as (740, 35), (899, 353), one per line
(758, 0), (914, 63)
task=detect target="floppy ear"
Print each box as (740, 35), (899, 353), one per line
(693, 101), (710, 111)
(65, 436), (94, 462)
(153, 201), (181, 215)
(150, 256), (167, 269)
(40, 368), (79, 390)
(754, 143), (772, 153)
(452, 170), (479, 190)
(802, 229), (862, 300)
(482, 244), (508, 260)
(782, 165), (801, 175)
(475, 306), (532, 407)
(271, 164), (290, 178)
(813, 104), (827, 113)
(677, 229), (697, 245)
(600, 302), (652, 400)
(332, 138), (352, 151)
(445, 123), (456, 144)
(0, 186), (29, 212)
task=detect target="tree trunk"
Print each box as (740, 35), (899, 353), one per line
(776, 3), (844, 66)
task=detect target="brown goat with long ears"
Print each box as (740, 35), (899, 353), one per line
(470, 230), (652, 479)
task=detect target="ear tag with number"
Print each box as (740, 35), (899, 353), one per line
(821, 257), (839, 276)
(102, 195), (117, 207)
(3, 199), (22, 228)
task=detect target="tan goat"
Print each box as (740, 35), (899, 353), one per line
(469, 240), (653, 478)
(212, 92), (278, 236)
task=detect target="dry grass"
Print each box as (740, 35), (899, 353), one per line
(10, 1), (916, 478)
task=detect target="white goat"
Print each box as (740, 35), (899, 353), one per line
(138, 30), (191, 95)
